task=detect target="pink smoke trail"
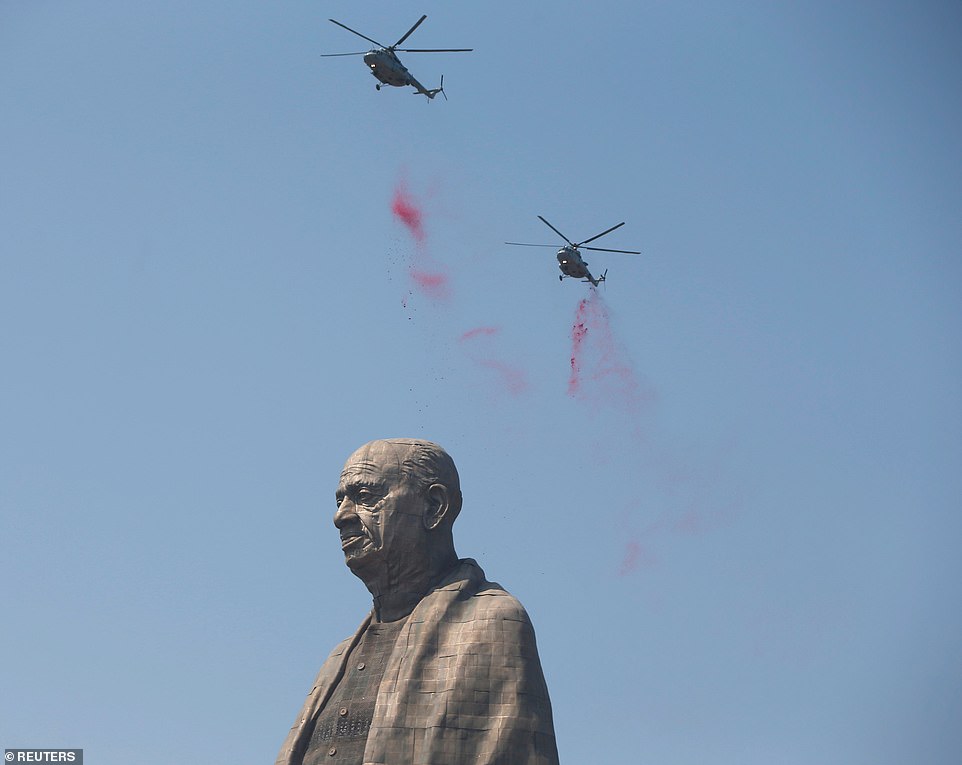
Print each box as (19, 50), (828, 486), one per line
(565, 290), (741, 579)
(459, 325), (529, 397)
(460, 326), (500, 342)
(568, 300), (590, 395)
(391, 182), (426, 245)
(614, 510), (665, 576)
(567, 289), (654, 412)
(391, 180), (450, 301)
(409, 269), (450, 301)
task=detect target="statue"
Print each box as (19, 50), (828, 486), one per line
(276, 439), (560, 765)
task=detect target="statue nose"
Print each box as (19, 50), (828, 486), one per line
(334, 499), (355, 527)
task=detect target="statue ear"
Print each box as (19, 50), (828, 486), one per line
(423, 484), (450, 530)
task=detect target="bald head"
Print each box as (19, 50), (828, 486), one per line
(371, 438), (462, 523)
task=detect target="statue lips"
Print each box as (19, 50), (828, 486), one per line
(340, 531), (370, 555)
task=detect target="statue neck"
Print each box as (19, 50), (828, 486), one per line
(365, 549), (459, 623)
(370, 589), (423, 623)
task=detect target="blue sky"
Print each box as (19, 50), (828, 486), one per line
(1, 2), (960, 763)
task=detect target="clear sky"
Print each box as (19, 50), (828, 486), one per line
(2, 2), (960, 763)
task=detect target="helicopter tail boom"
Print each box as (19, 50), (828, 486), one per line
(583, 269), (607, 287)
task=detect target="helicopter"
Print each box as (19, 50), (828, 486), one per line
(322, 15), (471, 100)
(506, 216), (642, 286)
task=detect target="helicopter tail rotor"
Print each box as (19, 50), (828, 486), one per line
(426, 74), (447, 100)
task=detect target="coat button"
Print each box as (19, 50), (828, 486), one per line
(339, 707), (348, 717)
(328, 747), (337, 756)
(356, 662), (366, 670)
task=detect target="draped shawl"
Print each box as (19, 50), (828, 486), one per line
(276, 559), (559, 765)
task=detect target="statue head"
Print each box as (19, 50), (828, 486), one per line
(334, 439), (462, 608)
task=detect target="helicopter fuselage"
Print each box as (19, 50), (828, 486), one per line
(557, 246), (605, 286)
(361, 49), (440, 97)
(363, 49), (411, 87)
(557, 246), (589, 279)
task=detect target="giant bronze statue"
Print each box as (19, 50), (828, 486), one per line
(276, 439), (559, 765)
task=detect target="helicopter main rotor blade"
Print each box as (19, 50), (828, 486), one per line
(578, 221), (625, 246)
(328, 18), (385, 48)
(505, 242), (558, 248)
(396, 48), (473, 53)
(537, 216), (575, 247)
(394, 14), (427, 48)
(320, 51), (369, 57)
(582, 245), (642, 254)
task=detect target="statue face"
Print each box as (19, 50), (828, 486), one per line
(334, 441), (426, 577)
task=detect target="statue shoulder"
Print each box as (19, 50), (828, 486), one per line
(434, 559), (535, 626)
(470, 579), (534, 624)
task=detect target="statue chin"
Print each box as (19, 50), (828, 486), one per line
(344, 547), (384, 582)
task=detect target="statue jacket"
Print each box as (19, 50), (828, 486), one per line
(275, 558), (559, 765)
